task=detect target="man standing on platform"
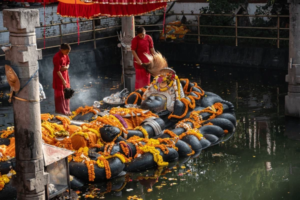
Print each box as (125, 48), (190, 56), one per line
(131, 26), (155, 90)
(53, 43), (72, 116)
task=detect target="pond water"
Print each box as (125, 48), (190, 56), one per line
(1, 63), (300, 200)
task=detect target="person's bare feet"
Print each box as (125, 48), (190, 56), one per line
(66, 112), (72, 116)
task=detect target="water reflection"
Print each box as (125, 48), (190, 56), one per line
(0, 63), (300, 200)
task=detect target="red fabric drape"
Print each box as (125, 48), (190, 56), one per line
(9, 0), (57, 2)
(88, 0), (170, 3)
(57, 2), (167, 19)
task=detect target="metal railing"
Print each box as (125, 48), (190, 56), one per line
(0, 18), (122, 56)
(0, 12), (290, 57)
(159, 13), (289, 48)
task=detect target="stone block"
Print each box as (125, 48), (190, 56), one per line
(6, 46), (42, 71)
(10, 34), (37, 46)
(288, 85), (300, 93)
(285, 94), (300, 117)
(3, 9), (39, 33)
(15, 160), (44, 173)
(286, 64), (300, 85)
(12, 171), (49, 193)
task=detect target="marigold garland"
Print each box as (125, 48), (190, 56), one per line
(175, 122), (192, 131)
(0, 169), (16, 191)
(85, 160), (96, 182)
(78, 147), (89, 156)
(179, 129), (203, 141)
(41, 128), (56, 145)
(0, 137), (15, 162)
(152, 73), (175, 92)
(186, 144), (195, 156)
(180, 79), (205, 101)
(0, 127), (14, 138)
(154, 144), (169, 154)
(187, 95), (196, 109)
(41, 113), (54, 121)
(102, 142), (115, 155)
(54, 138), (73, 150)
(163, 130), (179, 139)
(182, 78), (190, 94)
(157, 138), (178, 151)
(72, 147), (90, 163)
(177, 118), (199, 129)
(42, 122), (56, 138)
(96, 156), (111, 179)
(103, 152), (132, 164)
(119, 141), (130, 157)
(125, 91), (142, 105)
(70, 132), (89, 140)
(95, 115), (127, 135)
(56, 116), (71, 128)
(190, 111), (203, 125)
(138, 145), (168, 167)
(127, 137), (144, 158)
(194, 102), (223, 121)
(51, 123), (65, 132)
(110, 107), (158, 118)
(134, 126), (149, 139)
(70, 106), (99, 119)
(85, 128), (100, 138)
(204, 122), (214, 126)
(168, 98), (190, 119)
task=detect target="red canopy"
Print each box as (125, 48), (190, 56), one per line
(57, 0), (171, 19)
(8, 0), (57, 3)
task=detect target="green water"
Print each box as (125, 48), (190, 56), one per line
(73, 64), (300, 200)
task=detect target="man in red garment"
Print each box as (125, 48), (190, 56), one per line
(131, 26), (155, 90)
(53, 43), (71, 116)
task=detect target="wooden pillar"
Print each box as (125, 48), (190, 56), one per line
(3, 9), (49, 200)
(121, 16), (135, 92)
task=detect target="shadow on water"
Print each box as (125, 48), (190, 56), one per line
(1, 62), (300, 200)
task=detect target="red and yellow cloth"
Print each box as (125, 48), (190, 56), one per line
(57, 0), (170, 19)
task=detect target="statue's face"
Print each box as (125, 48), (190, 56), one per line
(141, 94), (167, 113)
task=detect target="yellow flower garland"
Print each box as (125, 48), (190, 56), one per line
(77, 147), (89, 156)
(70, 132), (89, 140)
(134, 126), (149, 139)
(86, 128), (100, 138)
(103, 152), (132, 164)
(51, 123), (65, 132)
(0, 127), (14, 138)
(0, 169), (16, 191)
(139, 145), (168, 167)
(42, 122), (55, 138)
(179, 129), (204, 141)
(176, 76), (181, 99)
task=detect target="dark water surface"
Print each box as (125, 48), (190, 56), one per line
(1, 63), (300, 200)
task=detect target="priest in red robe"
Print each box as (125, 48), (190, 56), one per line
(131, 27), (155, 90)
(53, 43), (72, 115)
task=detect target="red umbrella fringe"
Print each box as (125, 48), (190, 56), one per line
(9, 0), (57, 2)
(57, 2), (167, 19)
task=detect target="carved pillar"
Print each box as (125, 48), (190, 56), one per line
(122, 16), (135, 92)
(286, 0), (300, 117)
(3, 9), (48, 200)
